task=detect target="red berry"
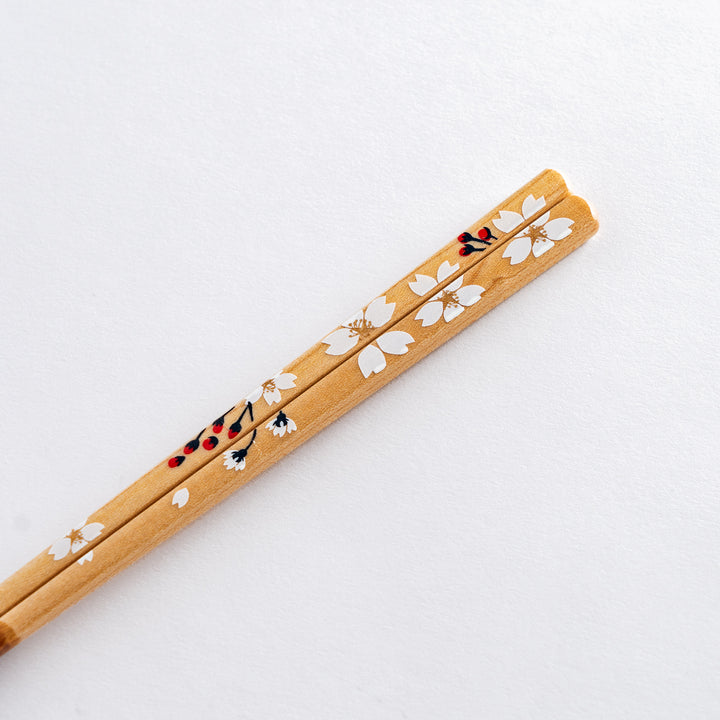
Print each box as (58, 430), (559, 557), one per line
(213, 423), (223, 433)
(459, 246), (471, 256)
(478, 227), (491, 239)
(203, 437), (218, 450)
(228, 429), (238, 439)
(168, 456), (184, 468)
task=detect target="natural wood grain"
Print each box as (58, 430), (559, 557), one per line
(0, 170), (569, 617)
(0, 621), (19, 656)
(0, 194), (597, 651)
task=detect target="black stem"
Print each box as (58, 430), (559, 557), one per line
(233, 402), (252, 426)
(243, 428), (257, 451)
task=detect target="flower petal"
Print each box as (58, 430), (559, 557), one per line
(436, 260), (459, 283)
(172, 488), (189, 509)
(445, 276), (463, 292)
(273, 373), (297, 390)
(77, 550), (94, 565)
(364, 296), (395, 327)
(532, 238), (555, 257)
(48, 537), (72, 561)
(264, 387), (282, 405)
(245, 386), (263, 403)
(274, 424), (286, 437)
(286, 419), (297, 433)
(322, 328), (359, 356)
(456, 284), (485, 307)
(415, 301), (443, 327)
(71, 538), (88, 554)
(376, 330), (414, 355)
(492, 210), (523, 233)
(502, 236), (532, 265)
(543, 217), (574, 240)
(408, 274), (437, 296)
(522, 194), (546, 219)
(223, 451), (246, 471)
(443, 304), (465, 323)
(82, 522), (104, 542)
(343, 309), (364, 326)
(358, 344), (386, 378)
(534, 211), (550, 227)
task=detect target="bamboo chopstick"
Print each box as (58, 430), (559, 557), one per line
(0, 186), (597, 654)
(0, 170), (569, 619)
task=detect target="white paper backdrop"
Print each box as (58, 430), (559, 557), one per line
(1, 1), (718, 717)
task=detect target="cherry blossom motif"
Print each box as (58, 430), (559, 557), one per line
(48, 520), (104, 561)
(172, 488), (189, 509)
(266, 411), (297, 437)
(414, 277), (484, 327)
(492, 194), (574, 265)
(246, 372), (297, 406)
(223, 429), (257, 472)
(223, 448), (248, 471)
(357, 331), (414, 378)
(322, 297), (396, 356)
(77, 550), (94, 565)
(409, 260), (484, 327)
(408, 260), (459, 297)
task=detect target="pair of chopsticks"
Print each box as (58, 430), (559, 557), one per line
(0, 170), (598, 654)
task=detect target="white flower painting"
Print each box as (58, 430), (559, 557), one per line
(409, 261), (484, 327)
(77, 550), (94, 565)
(492, 194), (574, 265)
(48, 520), (104, 561)
(246, 372), (297, 406)
(322, 295), (411, 379)
(357, 331), (414, 378)
(266, 411), (297, 437)
(172, 488), (189, 509)
(322, 297), (396, 356)
(223, 448), (249, 471)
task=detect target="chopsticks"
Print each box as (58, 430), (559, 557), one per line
(0, 173), (597, 654)
(0, 169), (568, 617)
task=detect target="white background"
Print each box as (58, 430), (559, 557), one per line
(1, 1), (718, 717)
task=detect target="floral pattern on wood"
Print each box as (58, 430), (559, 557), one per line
(246, 373), (297, 406)
(321, 295), (412, 380)
(457, 227), (496, 256)
(266, 411), (297, 437)
(172, 488), (189, 509)
(413, 276), (484, 327)
(48, 520), (104, 561)
(168, 398), (259, 468)
(493, 194), (574, 265)
(223, 429), (257, 472)
(357, 331), (414, 378)
(322, 297), (396, 356)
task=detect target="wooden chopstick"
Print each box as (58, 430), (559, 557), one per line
(0, 189), (597, 654)
(0, 170), (569, 619)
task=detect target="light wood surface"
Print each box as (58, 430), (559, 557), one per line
(0, 193), (597, 653)
(0, 170), (568, 618)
